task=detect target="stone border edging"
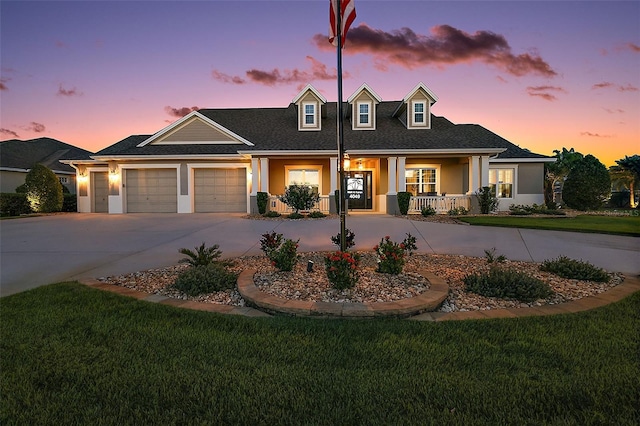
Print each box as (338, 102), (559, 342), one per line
(237, 269), (449, 318)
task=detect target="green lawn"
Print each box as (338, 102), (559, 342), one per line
(2, 283), (639, 425)
(459, 214), (640, 236)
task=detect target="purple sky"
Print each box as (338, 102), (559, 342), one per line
(1, 0), (638, 166)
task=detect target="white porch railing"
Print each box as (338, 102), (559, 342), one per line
(408, 195), (471, 214)
(269, 195), (331, 214)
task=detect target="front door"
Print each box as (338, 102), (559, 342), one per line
(345, 171), (373, 210)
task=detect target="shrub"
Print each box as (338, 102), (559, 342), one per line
(447, 206), (468, 216)
(171, 263), (237, 296)
(24, 164), (63, 213)
(330, 228), (356, 249)
(259, 231), (299, 271)
(509, 204), (566, 216)
(62, 194), (77, 212)
(562, 154), (611, 210)
(308, 211), (326, 218)
(178, 242), (223, 267)
(325, 250), (360, 290)
(464, 268), (553, 303)
(257, 192), (269, 214)
(278, 184), (319, 214)
(397, 191), (411, 215)
(540, 256), (610, 282)
(263, 211), (281, 218)
(286, 212), (305, 219)
(476, 186), (499, 214)
(374, 234), (417, 274)
(421, 205), (436, 216)
(0, 193), (32, 216)
(484, 248), (507, 264)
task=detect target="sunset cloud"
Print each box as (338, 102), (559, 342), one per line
(580, 131), (612, 138)
(312, 24), (557, 77)
(603, 107), (625, 114)
(212, 56), (346, 86)
(22, 122), (46, 133)
(57, 84), (82, 97)
(0, 128), (20, 138)
(0, 77), (8, 91)
(526, 85), (567, 101)
(164, 106), (199, 117)
(628, 42), (640, 53)
(592, 82), (639, 92)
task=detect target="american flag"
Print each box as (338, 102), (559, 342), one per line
(329, 0), (356, 48)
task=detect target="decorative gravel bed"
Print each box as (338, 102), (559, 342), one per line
(98, 252), (623, 313)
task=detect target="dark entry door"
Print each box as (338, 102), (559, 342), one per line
(345, 171), (372, 210)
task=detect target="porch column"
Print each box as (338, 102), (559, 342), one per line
(250, 158), (259, 196)
(467, 155), (479, 194)
(481, 156), (490, 187)
(386, 157), (399, 215)
(259, 158), (269, 193)
(330, 157), (338, 214)
(397, 157), (406, 192)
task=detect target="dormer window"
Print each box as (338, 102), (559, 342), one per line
(303, 103), (316, 126)
(411, 101), (426, 126)
(358, 102), (370, 125)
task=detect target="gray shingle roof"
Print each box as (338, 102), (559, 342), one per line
(0, 137), (94, 172)
(93, 102), (550, 160)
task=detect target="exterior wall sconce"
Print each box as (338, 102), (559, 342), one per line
(343, 153), (350, 171)
(77, 172), (88, 183)
(109, 167), (119, 182)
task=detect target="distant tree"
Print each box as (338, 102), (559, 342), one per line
(23, 164), (63, 213)
(612, 155), (640, 208)
(562, 155), (610, 211)
(545, 147), (584, 206)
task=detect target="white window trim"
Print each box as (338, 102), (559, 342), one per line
(489, 165), (518, 199)
(301, 102), (319, 130)
(409, 100), (428, 129)
(354, 100), (373, 129)
(404, 164), (441, 195)
(284, 165), (323, 194)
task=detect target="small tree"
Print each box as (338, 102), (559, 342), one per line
(278, 184), (319, 214)
(397, 191), (411, 215)
(545, 147), (584, 206)
(256, 191), (269, 214)
(24, 164), (63, 213)
(475, 186), (499, 214)
(562, 155), (610, 210)
(612, 155), (640, 208)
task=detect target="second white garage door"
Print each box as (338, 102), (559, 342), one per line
(194, 168), (246, 213)
(126, 169), (177, 213)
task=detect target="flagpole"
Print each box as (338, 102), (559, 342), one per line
(336, 0), (347, 252)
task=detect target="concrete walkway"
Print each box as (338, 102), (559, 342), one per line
(2, 213), (639, 301)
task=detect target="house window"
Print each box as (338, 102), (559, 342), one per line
(358, 102), (369, 125)
(59, 177), (69, 184)
(489, 168), (514, 198)
(303, 103), (316, 126)
(286, 168), (320, 195)
(405, 168), (437, 196)
(412, 101), (426, 126)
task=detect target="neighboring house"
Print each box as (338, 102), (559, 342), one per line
(0, 137), (93, 194)
(62, 82), (554, 215)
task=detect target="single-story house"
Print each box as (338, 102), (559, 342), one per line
(62, 82), (554, 215)
(0, 137), (93, 194)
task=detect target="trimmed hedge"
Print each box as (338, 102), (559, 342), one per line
(0, 193), (32, 216)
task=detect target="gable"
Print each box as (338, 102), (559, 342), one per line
(139, 112), (253, 146)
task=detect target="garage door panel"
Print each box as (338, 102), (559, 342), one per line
(126, 169), (177, 213)
(194, 169), (246, 213)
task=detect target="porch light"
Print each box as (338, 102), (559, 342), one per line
(343, 153), (350, 171)
(109, 167), (119, 182)
(77, 172), (88, 183)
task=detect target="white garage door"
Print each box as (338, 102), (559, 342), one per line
(194, 168), (246, 213)
(126, 169), (177, 213)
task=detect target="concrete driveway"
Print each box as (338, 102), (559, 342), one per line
(1, 213), (638, 297)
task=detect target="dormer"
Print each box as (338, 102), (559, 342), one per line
(292, 84), (327, 131)
(393, 82), (438, 129)
(347, 83), (382, 130)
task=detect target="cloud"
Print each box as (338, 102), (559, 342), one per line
(0, 77), (8, 91)
(603, 107), (625, 114)
(526, 85), (567, 101)
(580, 131), (612, 138)
(164, 106), (199, 117)
(0, 128), (20, 138)
(57, 84), (82, 97)
(628, 42), (640, 53)
(212, 56), (345, 86)
(592, 82), (639, 92)
(22, 122), (46, 133)
(312, 24), (557, 77)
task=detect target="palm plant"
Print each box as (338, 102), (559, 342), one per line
(178, 242), (223, 267)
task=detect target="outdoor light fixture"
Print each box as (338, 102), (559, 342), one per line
(109, 167), (119, 182)
(77, 172), (88, 183)
(343, 153), (350, 171)
(307, 260), (314, 272)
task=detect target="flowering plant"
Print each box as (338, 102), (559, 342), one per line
(330, 228), (356, 249)
(374, 233), (418, 275)
(259, 231), (299, 271)
(325, 250), (360, 290)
